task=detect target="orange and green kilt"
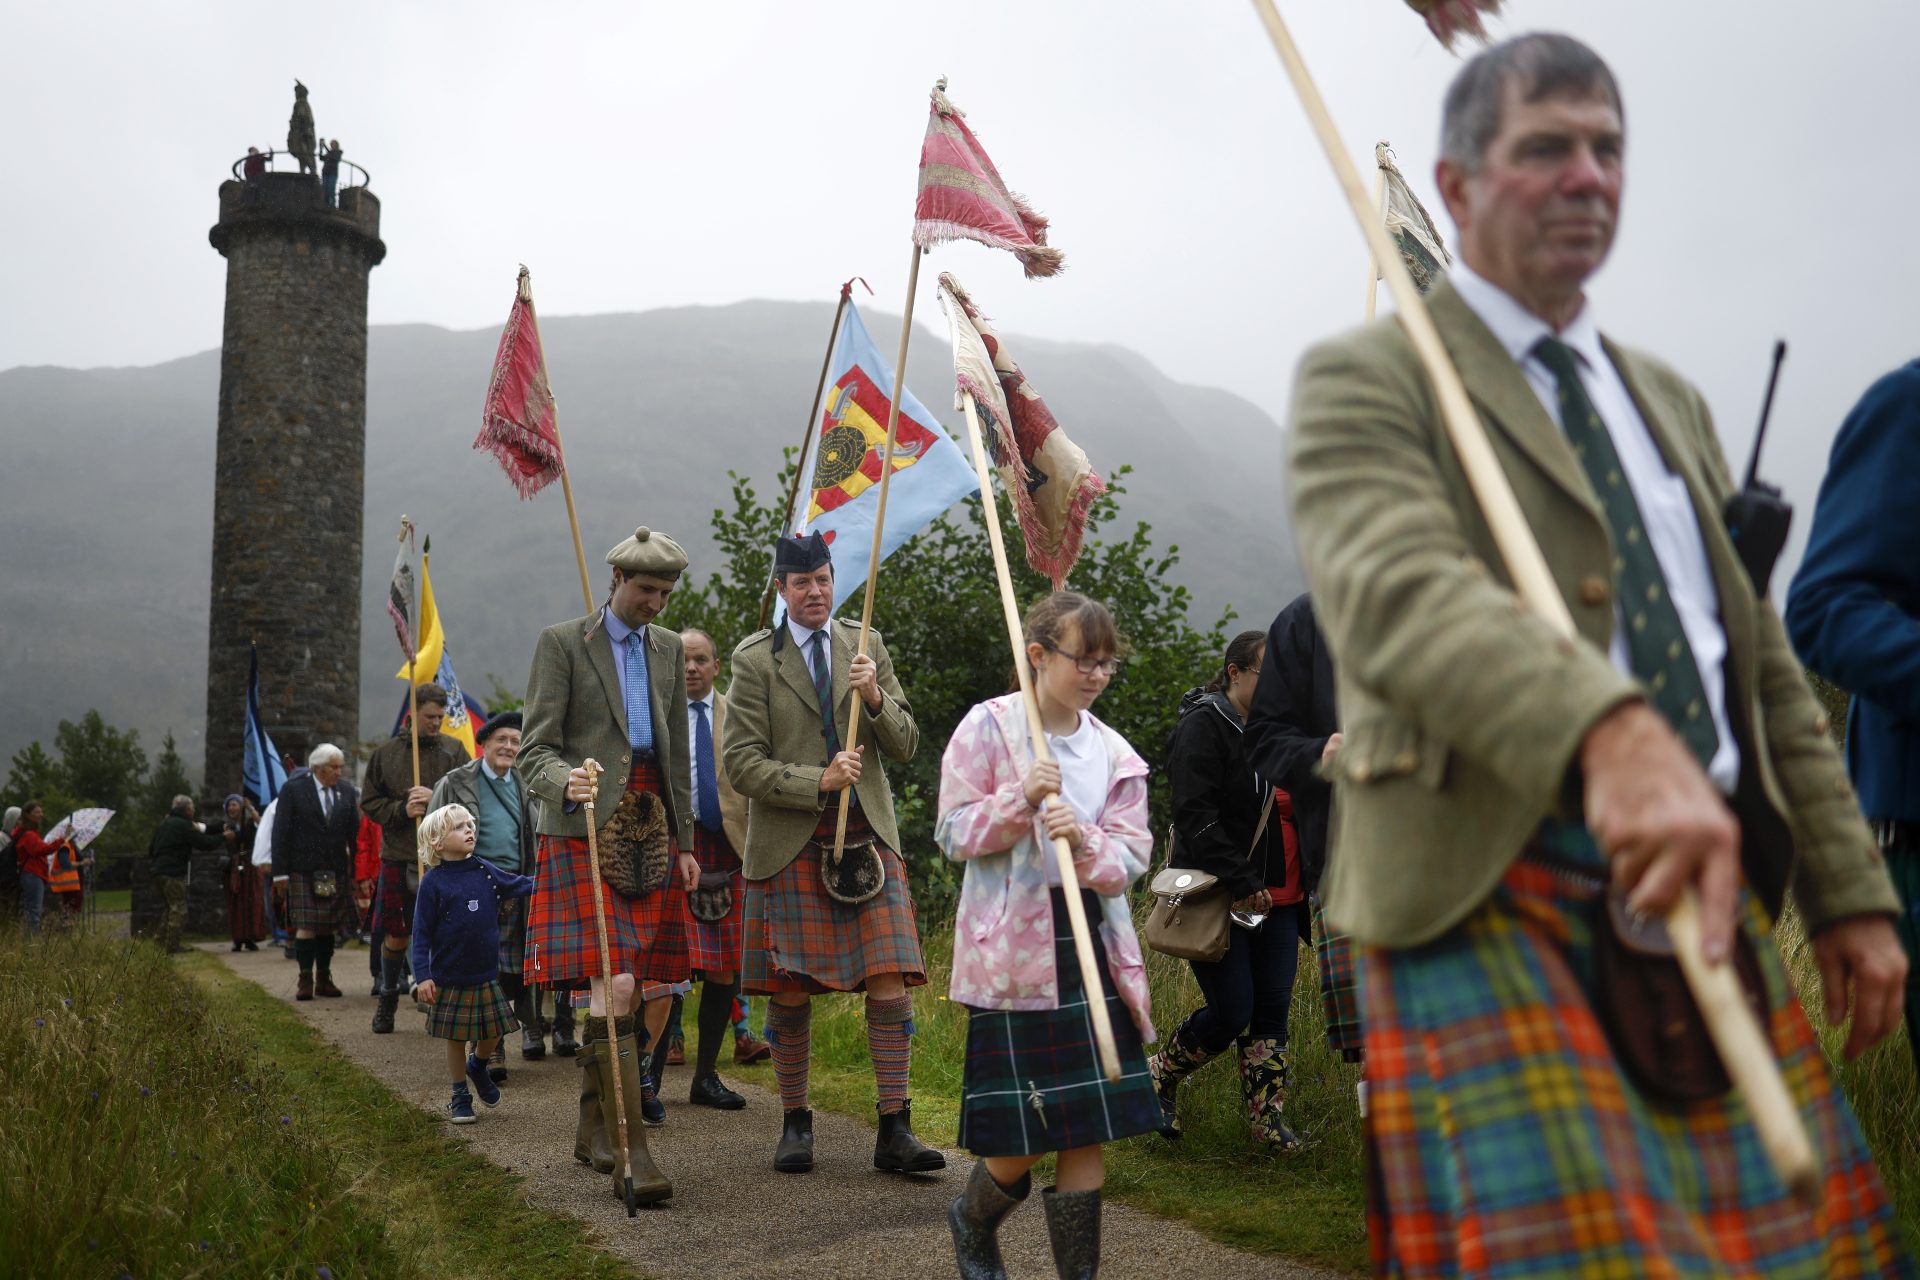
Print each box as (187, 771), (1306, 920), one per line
(1363, 821), (1912, 1279)
(741, 807), (925, 995)
(687, 822), (745, 975)
(1310, 894), (1364, 1064)
(523, 759), (691, 989)
(425, 979), (518, 1042)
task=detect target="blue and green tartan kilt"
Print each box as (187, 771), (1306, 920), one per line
(958, 888), (1161, 1158)
(496, 897), (527, 985)
(1364, 820), (1912, 1279)
(285, 871), (360, 934)
(425, 979), (518, 1043)
(1309, 895), (1364, 1064)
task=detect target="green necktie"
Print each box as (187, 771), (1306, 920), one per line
(1534, 337), (1721, 768)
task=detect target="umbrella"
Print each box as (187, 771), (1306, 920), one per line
(50, 808), (115, 851)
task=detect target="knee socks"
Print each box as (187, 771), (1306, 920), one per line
(294, 937), (316, 977)
(766, 1000), (812, 1111)
(695, 978), (737, 1077)
(865, 994), (914, 1115)
(380, 947), (406, 996)
(315, 934), (335, 977)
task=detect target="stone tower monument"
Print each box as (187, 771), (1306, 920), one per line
(203, 86), (386, 793)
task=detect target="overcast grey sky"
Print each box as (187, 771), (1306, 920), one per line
(5, 1), (1916, 574)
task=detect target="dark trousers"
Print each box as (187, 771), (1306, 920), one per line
(1184, 899), (1304, 1053)
(1883, 831), (1920, 1072)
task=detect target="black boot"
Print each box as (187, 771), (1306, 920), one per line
(949, 1161), (1029, 1280)
(551, 997), (578, 1057)
(1042, 1186), (1102, 1280)
(518, 989), (545, 1061)
(688, 1072), (746, 1110)
(371, 989), (399, 1035)
(774, 1107), (814, 1173)
(873, 1100), (946, 1173)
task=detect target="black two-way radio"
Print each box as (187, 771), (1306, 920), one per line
(1723, 340), (1794, 598)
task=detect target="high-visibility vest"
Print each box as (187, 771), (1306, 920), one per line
(47, 843), (81, 894)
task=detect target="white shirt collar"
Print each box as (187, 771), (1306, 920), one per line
(785, 617), (826, 650)
(1450, 260), (1607, 374)
(689, 690), (714, 712)
(482, 758), (512, 781)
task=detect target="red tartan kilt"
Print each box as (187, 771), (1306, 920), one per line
(687, 822), (745, 974)
(524, 760), (691, 987)
(375, 859), (414, 936)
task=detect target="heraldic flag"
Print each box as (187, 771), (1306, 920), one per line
(791, 301), (979, 614)
(395, 538), (477, 758)
(243, 642), (287, 806)
(475, 267), (563, 498)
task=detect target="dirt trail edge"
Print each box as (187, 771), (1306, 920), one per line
(209, 944), (1344, 1279)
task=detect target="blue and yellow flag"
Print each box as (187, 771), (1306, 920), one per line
(395, 540), (476, 758)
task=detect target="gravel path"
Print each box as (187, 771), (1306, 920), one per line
(208, 942), (1343, 1280)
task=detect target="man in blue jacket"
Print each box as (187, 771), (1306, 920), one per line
(1786, 359), (1920, 1068)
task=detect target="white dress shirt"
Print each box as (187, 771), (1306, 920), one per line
(253, 797), (279, 870)
(686, 691), (716, 803)
(1041, 711), (1111, 886)
(1451, 262), (1739, 792)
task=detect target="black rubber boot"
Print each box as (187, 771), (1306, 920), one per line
(1146, 1016), (1216, 1139)
(774, 1107), (814, 1173)
(1041, 1186), (1102, 1280)
(949, 1161), (1030, 1280)
(873, 1100), (946, 1173)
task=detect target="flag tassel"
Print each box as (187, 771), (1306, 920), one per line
(1248, 0), (1817, 1203)
(830, 243), (925, 863)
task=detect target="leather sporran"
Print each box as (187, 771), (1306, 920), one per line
(597, 787), (672, 898)
(311, 869), (339, 899)
(1590, 891), (1767, 1105)
(688, 869), (735, 923)
(820, 835), (884, 905)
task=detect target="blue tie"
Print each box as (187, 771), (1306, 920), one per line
(623, 631), (655, 753)
(694, 701), (722, 831)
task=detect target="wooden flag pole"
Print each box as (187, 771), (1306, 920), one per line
(519, 268), (596, 615)
(831, 243), (924, 862)
(757, 276), (869, 632)
(959, 391), (1124, 1082)
(400, 518), (425, 881)
(1248, 0), (1818, 1202)
(580, 759), (637, 1216)
(1364, 141), (1388, 320)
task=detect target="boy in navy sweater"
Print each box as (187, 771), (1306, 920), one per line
(413, 804), (535, 1123)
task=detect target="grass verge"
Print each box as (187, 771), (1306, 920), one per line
(0, 925), (637, 1280)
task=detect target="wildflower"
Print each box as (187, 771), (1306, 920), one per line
(33, 1019), (43, 1028)
(280, 1115), (291, 1125)
(140, 1086), (151, 1098)
(318, 1267), (334, 1279)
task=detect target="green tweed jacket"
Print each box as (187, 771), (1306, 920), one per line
(516, 610), (693, 850)
(723, 618), (918, 881)
(1288, 279), (1898, 948)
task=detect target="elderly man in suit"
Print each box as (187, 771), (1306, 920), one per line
(517, 525), (697, 1208)
(726, 531), (943, 1177)
(1787, 361), (1920, 1072)
(271, 744), (361, 1002)
(1287, 33), (1909, 1277)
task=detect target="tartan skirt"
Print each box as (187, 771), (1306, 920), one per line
(1363, 821), (1912, 1279)
(497, 897), (527, 983)
(425, 979), (518, 1042)
(741, 809), (926, 995)
(375, 858), (416, 936)
(687, 823), (746, 974)
(285, 871), (359, 934)
(1310, 895), (1365, 1064)
(958, 889), (1161, 1157)
(523, 760), (691, 987)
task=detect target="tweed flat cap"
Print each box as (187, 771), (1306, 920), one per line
(606, 525), (688, 579)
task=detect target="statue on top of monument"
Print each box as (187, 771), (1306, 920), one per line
(288, 80), (317, 176)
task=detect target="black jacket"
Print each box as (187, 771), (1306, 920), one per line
(1244, 593), (1337, 892)
(148, 814), (226, 878)
(1166, 689), (1279, 901)
(270, 774), (359, 877)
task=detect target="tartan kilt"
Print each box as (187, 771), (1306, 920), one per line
(496, 898), (527, 985)
(741, 809), (925, 995)
(285, 871), (359, 934)
(523, 760), (691, 988)
(425, 979), (518, 1042)
(1309, 895), (1364, 1064)
(687, 822), (745, 974)
(959, 889), (1160, 1157)
(1364, 821), (1913, 1279)
(375, 858), (415, 936)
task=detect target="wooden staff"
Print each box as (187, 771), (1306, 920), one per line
(400, 518), (425, 884)
(1364, 141), (1388, 320)
(1248, 0), (1818, 1202)
(830, 243), (925, 861)
(580, 758), (637, 1216)
(756, 276), (872, 632)
(958, 391), (1124, 1082)
(518, 267), (596, 615)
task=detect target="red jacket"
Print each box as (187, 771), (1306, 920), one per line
(13, 829), (61, 881)
(354, 814), (382, 882)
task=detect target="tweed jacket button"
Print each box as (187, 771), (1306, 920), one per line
(1814, 713), (1830, 736)
(1392, 751), (1418, 773)
(1350, 761), (1374, 783)
(1578, 576), (1609, 607)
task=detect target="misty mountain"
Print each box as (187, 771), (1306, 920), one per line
(0, 300), (1300, 778)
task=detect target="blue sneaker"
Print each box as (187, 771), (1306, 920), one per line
(448, 1083), (476, 1124)
(640, 1072), (666, 1127)
(465, 1053), (501, 1107)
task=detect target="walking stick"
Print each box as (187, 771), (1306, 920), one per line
(830, 244), (925, 863)
(958, 390), (1124, 1082)
(579, 759), (637, 1216)
(1248, 0), (1818, 1202)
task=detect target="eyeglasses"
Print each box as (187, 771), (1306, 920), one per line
(1044, 644), (1124, 678)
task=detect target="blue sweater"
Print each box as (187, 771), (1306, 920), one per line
(409, 855), (534, 988)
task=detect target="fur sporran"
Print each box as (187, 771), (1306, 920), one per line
(597, 787), (672, 898)
(819, 835), (884, 905)
(688, 869), (735, 923)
